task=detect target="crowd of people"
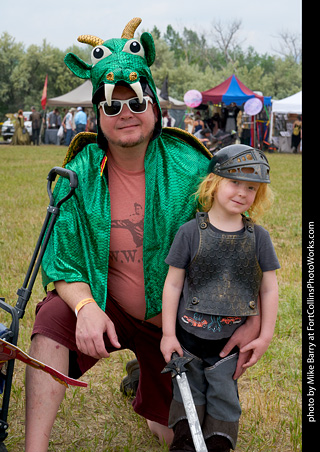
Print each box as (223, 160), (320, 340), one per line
(51, 106), (97, 145)
(8, 101), (301, 156)
(8, 106), (98, 146)
(182, 108), (240, 153)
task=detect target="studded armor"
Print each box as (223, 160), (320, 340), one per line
(185, 212), (262, 317)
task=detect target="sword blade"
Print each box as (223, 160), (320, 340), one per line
(176, 373), (208, 452)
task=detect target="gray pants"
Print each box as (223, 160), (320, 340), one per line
(169, 346), (240, 449)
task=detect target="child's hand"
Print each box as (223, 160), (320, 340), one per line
(239, 337), (272, 370)
(160, 335), (183, 363)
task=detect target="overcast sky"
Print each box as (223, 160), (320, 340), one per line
(2, 0), (301, 55)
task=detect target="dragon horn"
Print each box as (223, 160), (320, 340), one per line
(78, 35), (104, 47)
(121, 17), (142, 39)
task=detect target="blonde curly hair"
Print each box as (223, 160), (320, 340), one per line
(195, 172), (274, 222)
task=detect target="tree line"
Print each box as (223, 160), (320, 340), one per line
(0, 22), (301, 118)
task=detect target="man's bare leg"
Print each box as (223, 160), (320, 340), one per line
(147, 419), (173, 445)
(25, 334), (69, 452)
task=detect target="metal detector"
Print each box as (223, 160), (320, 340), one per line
(0, 167), (78, 452)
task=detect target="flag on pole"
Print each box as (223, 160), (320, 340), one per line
(160, 74), (169, 100)
(41, 74), (48, 110)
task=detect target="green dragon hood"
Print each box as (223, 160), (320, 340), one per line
(64, 18), (159, 117)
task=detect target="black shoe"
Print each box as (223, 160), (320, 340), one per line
(120, 359), (140, 398)
(170, 419), (196, 451)
(205, 434), (231, 452)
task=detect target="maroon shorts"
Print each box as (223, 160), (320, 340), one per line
(31, 290), (172, 426)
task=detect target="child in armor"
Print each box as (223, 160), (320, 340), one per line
(161, 144), (280, 452)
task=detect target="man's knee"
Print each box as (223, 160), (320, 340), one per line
(29, 334), (69, 369)
(146, 419), (173, 445)
(30, 332), (59, 350)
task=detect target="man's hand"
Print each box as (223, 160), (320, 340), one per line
(239, 337), (271, 370)
(76, 302), (121, 359)
(219, 315), (261, 380)
(54, 280), (121, 360)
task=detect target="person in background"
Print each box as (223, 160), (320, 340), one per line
(30, 106), (41, 145)
(11, 110), (30, 145)
(62, 107), (76, 146)
(291, 115), (302, 153)
(193, 111), (204, 134)
(184, 113), (195, 134)
(47, 108), (61, 130)
(194, 127), (214, 148)
(162, 109), (176, 127)
(211, 112), (222, 135)
(86, 111), (97, 133)
(223, 103), (240, 133)
(74, 106), (88, 134)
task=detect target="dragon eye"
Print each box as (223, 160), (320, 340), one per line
(91, 46), (112, 65)
(122, 39), (145, 58)
(129, 42), (141, 53)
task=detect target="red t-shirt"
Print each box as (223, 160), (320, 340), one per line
(107, 152), (162, 327)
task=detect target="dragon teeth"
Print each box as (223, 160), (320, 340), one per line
(104, 84), (115, 106)
(130, 82), (143, 103)
(104, 80), (143, 105)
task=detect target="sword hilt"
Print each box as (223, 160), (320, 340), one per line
(161, 352), (193, 378)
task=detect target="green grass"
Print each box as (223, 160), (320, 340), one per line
(0, 145), (302, 451)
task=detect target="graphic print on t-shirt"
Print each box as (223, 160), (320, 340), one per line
(181, 313), (242, 333)
(108, 199), (146, 318)
(111, 202), (144, 248)
(109, 202), (144, 268)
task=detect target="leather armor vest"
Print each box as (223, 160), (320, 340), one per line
(186, 212), (262, 316)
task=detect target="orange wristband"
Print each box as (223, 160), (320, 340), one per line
(75, 298), (96, 317)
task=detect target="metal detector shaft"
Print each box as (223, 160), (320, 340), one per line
(15, 167), (78, 319)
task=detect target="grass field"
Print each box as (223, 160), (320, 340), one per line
(0, 145), (302, 451)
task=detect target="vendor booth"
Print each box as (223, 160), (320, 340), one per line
(269, 91), (302, 152)
(200, 75), (268, 148)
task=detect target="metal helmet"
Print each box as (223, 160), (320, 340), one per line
(208, 144), (270, 184)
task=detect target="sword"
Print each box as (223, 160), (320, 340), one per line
(162, 353), (208, 452)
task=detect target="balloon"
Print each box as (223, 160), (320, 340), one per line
(184, 90), (203, 108)
(244, 98), (263, 116)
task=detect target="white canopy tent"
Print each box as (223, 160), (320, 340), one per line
(271, 91), (302, 115)
(47, 80), (94, 108)
(269, 91), (302, 150)
(47, 80), (186, 110)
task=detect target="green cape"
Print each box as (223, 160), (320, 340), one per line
(41, 129), (211, 319)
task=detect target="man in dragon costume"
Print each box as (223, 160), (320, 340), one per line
(25, 18), (261, 452)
